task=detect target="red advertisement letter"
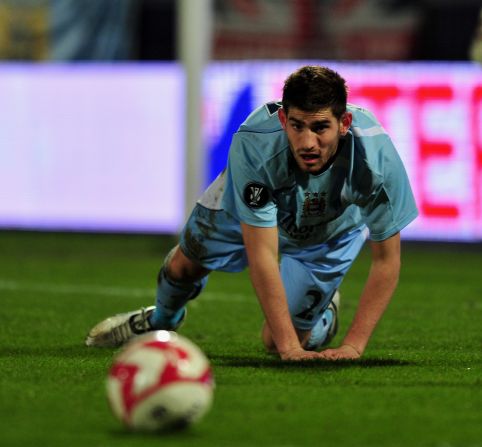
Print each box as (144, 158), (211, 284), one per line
(350, 85), (401, 129)
(473, 85), (482, 221)
(415, 85), (458, 218)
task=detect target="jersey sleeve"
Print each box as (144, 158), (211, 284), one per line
(360, 138), (418, 241)
(221, 132), (278, 227)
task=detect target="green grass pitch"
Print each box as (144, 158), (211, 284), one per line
(0, 231), (480, 447)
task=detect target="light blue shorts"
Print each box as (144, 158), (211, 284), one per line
(180, 204), (368, 331)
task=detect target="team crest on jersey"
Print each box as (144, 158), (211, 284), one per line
(301, 192), (327, 217)
(243, 182), (270, 208)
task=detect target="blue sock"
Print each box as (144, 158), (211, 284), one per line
(306, 308), (334, 351)
(148, 268), (207, 329)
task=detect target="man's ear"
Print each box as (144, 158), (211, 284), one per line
(278, 107), (288, 130)
(340, 112), (352, 136)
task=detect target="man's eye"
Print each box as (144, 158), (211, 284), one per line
(313, 126), (327, 133)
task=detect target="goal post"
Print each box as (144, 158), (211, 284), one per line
(177, 0), (213, 220)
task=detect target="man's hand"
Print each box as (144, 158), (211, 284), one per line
(280, 344), (362, 361)
(318, 344), (362, 361)
(279, 348), (323, 361)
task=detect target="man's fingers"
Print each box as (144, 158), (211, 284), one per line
(318, 345), (361, 361)
(280, 348), (321, 361)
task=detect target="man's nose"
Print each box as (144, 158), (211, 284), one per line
(299, 131), (318, 150)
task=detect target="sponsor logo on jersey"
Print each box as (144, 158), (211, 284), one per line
(278, 214), (323, 241)
(243, 182), (270, 208)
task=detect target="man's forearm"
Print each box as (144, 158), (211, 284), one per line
(342, 254), (400, 354)
(248, 258), (302, 354)
(240, 222), (303, 356)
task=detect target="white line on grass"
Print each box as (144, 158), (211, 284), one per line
(0, 279), (248, 302)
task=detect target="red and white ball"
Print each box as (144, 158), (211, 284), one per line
(106, 331), (214, 431)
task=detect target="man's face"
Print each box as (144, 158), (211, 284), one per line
(278, 106), (352, 175)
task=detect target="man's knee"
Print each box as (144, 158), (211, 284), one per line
(161, 245), (210, 283)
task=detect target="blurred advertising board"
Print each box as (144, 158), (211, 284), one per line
(0, 62), (480, 242)
(0, 63), (185, 233)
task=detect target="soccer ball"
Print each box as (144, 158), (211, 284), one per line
(106, 331), (214, 432)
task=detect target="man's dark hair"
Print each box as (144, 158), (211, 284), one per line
(282, 66), (348, 119)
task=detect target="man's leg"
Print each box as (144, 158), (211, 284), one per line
(86, 204), (247, 348)
(85, 245), (209, 348)
(261, 255), (343, 354)
(304, 290), (340, 351)
(149, 245), (210, 329)
(261, 291), (338, 353)
(262, 226), (368, 353)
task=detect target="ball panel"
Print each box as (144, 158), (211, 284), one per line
(129, 382), (213, 431)
(106, 331), (214, 432)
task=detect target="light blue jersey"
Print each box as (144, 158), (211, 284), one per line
(212, 101), (418, 246)
(181, 101), (418, 332)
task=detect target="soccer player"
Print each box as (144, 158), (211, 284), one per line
(86, 65), (418, 361)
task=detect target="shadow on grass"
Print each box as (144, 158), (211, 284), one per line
(0, 345), (414, 370)
(209, 354), (413, 370)
(0, 344), (116, 359)
(109, 420), (205, 441)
